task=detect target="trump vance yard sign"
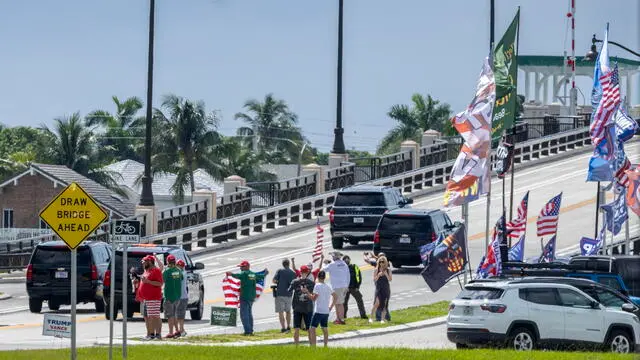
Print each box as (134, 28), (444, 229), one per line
(39, 182), (109, 250)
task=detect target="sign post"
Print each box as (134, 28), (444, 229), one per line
(113, 220), (140, 360)
(108, 217), (115, 360)
(39, 182), (108, 360)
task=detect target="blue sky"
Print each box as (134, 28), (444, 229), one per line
(0, 0), (637, 152)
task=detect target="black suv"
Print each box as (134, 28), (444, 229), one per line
(329, 185), (413, 249)
(103, 244), (205, 320)
(26, 240), (112, 313)
(373, 208), (456, 268)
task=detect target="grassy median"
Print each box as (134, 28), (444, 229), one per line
(176, 300), (450, 343)
(0, 346), (634, 360)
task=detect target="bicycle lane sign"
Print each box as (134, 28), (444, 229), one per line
(112, 220), (141, 243)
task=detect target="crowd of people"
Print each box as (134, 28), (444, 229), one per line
(231, 250), (393, 347)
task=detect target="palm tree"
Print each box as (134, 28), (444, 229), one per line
(217, 137), (276, 182)
(377, 94), (452, 155)
(40, 113), (125, 195)
(152, 94), (227, 204)
(86, 96), (145, 162)
(234, 93), (306, 163)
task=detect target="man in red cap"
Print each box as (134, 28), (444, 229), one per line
(162, 254), (183, 338)
(138, 254), (164, 340)
(287, 265), (315, 344)
(175, 259), (188, 337)
(227, 260), (268, 335)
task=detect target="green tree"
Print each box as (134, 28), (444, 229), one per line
(217, 136), (276, 182)
(40, 113), (125, 195)
(234, 93), (306, 163)
(152, 94), (227, 204)
(377, 94), (452, 155)
(86, 96), (145, 162)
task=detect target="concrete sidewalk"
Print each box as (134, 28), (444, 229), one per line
(0, 272), (25, 284)
(94, 316), (447, 347)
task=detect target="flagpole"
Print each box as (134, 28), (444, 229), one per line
(462, 202), (470, 283)
(485, 0), (496, 253)
(594, 182), (601, 239)
(625, 218), (630, 255)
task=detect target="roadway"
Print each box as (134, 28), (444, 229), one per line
(0, 143), (638, 350)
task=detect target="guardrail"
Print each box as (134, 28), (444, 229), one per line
(0, 125), (596, 255)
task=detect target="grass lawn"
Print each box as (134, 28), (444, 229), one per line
(176, 300), (450, 343)
(0, 346), (634, 360)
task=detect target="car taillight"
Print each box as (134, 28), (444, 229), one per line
(481, 304), (507, 313)
(431, 232), (437, 242)
(91, 264), (98, 281)
(449, 303), (455, 311)
(26, 264), (33, 281)
(104, 270), (111, 286)
(329, 209), (335, 224)
(374, 230), (380, 244)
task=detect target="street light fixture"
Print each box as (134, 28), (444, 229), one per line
(139, 0), (156, 207)
(331, 0), (346, 155)
(584, 33), (640, 61)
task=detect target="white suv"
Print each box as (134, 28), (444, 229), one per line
(447, 279), (640, 353)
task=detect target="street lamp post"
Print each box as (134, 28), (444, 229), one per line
(584, 34), (640, 61)
(139, 0), (156, 206)
(331, 0), (346, 155)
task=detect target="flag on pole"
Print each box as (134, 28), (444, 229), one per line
(586, 125), (616, 182)
(312, 218), (324, 262)
(508, 235), (525, 262)
(589, 25), (620, 146)
(492, 8), (520, 140)
(476, 218), (504, 278)
(613, 105), (638, 143)
(420, 225), (468, 292)
(444, 57), (496, 207)
(625, 166), (640, 216)
(537, 193), (563, 237)
(539, 236), (557, 263)
(222, 270), (266, 308)
(506, 191), (529, 239)
(601, 189), (628, 236)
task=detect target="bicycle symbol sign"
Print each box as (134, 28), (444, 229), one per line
(113, 220), (141, 243)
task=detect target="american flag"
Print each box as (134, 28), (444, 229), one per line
(615, 156), (631, 189)
(312, 218), (324, 262)
(506, 191), (529, 239)
(222, 271), (266, 308)
(591, 64), (621, 146)
(537, 193), (563, 237)
(539, 235), (557, 263)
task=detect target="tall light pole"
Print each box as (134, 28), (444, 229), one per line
(331, 0), (346, 155)
(139, 0), (156, 206)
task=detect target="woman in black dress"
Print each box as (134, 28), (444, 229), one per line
(369, 256), (392, 323)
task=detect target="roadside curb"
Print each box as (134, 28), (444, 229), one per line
(0, 293), (12, 300)
(0, 277), (25, 284)
(93, 315), (447, 347)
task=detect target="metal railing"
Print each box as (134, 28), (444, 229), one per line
(0, 228), (51, 242)
(325, 162), (355, 191)
(244, 173), (317, 208)
(157, 200), (208, 234)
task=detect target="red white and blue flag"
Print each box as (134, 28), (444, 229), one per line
(312, 218), (324, 262)
(537, 193), (563, 237)
(506, 191), (529, 239)
(222, 271), (266, 308)
(476, 217), (503, 279)
(539, 235), (557, 263)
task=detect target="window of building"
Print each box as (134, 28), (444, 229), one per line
(2, 209), (14, 228)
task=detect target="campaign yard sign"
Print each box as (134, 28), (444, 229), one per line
(42, 313), (72, 338)
(210, 306), (237, 327)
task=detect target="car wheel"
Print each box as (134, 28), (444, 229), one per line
(104, 305), (117, 320)
(455, 343), (469, 349)
(29, 298), (42, 313)
(48, 300), (61, 311)
(190, 290), (204, 320)
(391, 261), (402, 269)
(509, 327), (535, 351)
(608, 329), (633, 354)
(94, 299), (105, 313)
(331, 237), (344, 249)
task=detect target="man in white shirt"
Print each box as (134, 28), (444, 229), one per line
(303, 270), (336, 347)
(321, 251), (350, 324)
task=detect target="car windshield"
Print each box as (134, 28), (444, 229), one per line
(32, 247), (92, 266)
(457, 287), (504, 300)
(334, 192), (385, 207)
(379, 215), (432, 233)
(616, 259), (640, 298)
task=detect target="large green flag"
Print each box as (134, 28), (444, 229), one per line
(492, 8), (520, 140)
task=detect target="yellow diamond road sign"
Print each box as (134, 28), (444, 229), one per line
(39, 182), (109, 250)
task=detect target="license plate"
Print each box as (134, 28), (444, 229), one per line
(399, 236), (411, 244)
(55, 271), (68, 279)
(353, 217), (364, 223)
(463, 306), (473, 316)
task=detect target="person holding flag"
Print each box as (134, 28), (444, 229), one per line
(226, 261), (269, 336)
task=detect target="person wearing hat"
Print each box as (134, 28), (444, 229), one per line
(287, 265), (315, 344)
(321, 251), (350, 324)
(175, 259), (188, 337)
(138, 254), (164, 340)
(227, 260), (268, 335)
(162, 254), (183, 338)
(291, 256), (321, 281)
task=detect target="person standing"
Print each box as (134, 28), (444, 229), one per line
(227, 260), (268, 336)
(369, 256), (392, 323)
(162, 255), (183, 338)
(303, 270), (336, 347)
(176, 259), (189, 337)
(272, 259), (296, 333)
(321, 251), (350, 324)
(342, 255), (367, 319)
(138, 254), (164, 340)
(287, 265), (315, 345)
(291, 256), (321, 281)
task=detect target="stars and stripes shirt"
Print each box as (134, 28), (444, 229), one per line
(537, 193), (563, 237)
(591, 64), (621, 145)
(312, 218), (324, 262)
(506, 192), (529, 239)
(222, 272), (265, 308)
